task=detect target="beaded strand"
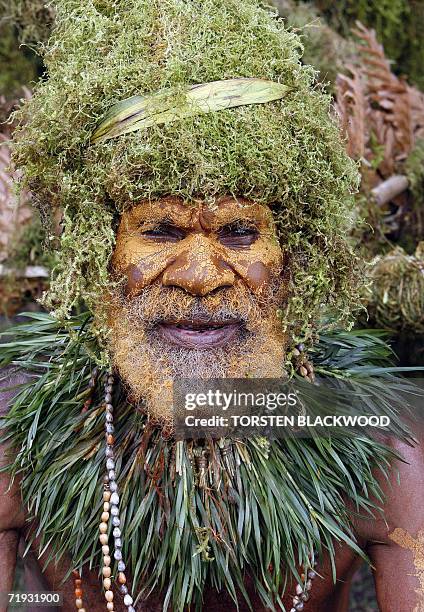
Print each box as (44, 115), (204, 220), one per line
(289, 555), (318, 612)
(73, 569), (86, 612)
(101, 372), (136, 612)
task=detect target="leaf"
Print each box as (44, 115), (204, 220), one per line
(92, 78), (289, 143)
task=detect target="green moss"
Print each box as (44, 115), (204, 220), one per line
(12, 0), (361, 343)
(367, 244), (424, 332)
(405, 138), (424, 206)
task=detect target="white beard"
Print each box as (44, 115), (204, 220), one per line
(108, 283), (288, 423)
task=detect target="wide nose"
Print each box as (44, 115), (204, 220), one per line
(162, 235), (235, 296)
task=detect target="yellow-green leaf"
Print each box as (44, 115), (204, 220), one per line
(91, 78), (289, 143)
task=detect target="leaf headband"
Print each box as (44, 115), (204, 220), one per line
(91, 78), (288, 143)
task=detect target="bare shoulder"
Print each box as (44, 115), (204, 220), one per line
(355, 428), (424, 543)
(0, 366), (30, 531)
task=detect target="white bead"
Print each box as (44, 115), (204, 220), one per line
(110, 492), (119, 505)
(123, 594), (133, 606)
(105, 590), (114, 602)
(296, 584), (303, 595)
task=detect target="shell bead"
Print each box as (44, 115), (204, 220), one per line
(105, 590), (114, 602)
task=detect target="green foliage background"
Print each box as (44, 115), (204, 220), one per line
(311, 0), (424, 90)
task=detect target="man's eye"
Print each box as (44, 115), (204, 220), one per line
(140, 223), (186, 242)
(218, 223), (259, 247)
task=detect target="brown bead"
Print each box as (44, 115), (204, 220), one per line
(75, 598), (83, 609)
(107, 434), (114, 445)
(101, 512), (110, 522)
(74, 579), (82, 587)
(102, 566), (111, 578)
(99, 522), (108, 533)
(102, 545), (110, 555)
(99, 534), (109, 545)
(105, 590), (114, 602)
(103, 491), (111, 502)
(79, 609), (86, 612)
(103, 577), (111, 590)
(72, 569), (80, 578)
(103, 555), (111, 566)
(75, 588), (83, 598)
(118, 572), (126, 584)
(104, 501), (110, 512)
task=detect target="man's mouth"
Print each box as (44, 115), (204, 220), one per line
(157, 318), (242, 349)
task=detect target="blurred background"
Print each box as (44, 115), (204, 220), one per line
(1, 1), (423, 610)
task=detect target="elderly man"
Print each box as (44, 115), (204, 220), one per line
(1, 1), (423, 611)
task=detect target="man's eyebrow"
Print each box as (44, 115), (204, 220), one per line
(135, 212), (189, 227)
(216, 218), (259, 230)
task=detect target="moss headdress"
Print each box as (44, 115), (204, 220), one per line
(12, 0), (360, 343)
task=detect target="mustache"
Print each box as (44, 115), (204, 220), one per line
(113, 281), (284, 329)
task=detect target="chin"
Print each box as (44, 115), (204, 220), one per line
(110, 321), (287, 424)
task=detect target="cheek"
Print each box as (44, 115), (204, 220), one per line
(112, 238), (176, 295)
(226, 240), (283, 291)
(245, 261), (271, 290)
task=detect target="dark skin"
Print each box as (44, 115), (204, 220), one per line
(1, 196), (424, 612)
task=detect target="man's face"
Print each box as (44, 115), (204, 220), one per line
(108, 196), (289, 421)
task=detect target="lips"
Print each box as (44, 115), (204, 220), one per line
(157, 319), (242, 348)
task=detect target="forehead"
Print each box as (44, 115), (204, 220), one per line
(120, 196), (275, 227)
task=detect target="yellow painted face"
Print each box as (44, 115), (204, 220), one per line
(112, 196), (284, 299)
(109, 196), (288, 419)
